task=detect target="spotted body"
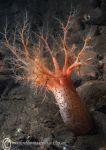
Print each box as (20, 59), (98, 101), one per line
(51, 77), (92, 135)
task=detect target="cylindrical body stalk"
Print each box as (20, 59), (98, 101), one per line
(51, 78), (92, 135)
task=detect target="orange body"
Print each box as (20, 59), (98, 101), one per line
(49, 76), (93, 135)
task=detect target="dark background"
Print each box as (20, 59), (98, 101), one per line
(0, 1), (106, 150)
(0, 0), (106, 30)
